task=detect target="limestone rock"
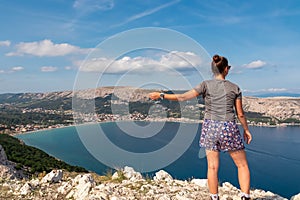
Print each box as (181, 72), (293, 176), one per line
(249, 189), (288, 200)
(191, 179), (207, 187)
(111, 196), (127, 200)
(19, 182), (32, 196)
(89, 190), (109, 200)
(0, 144), (20, 179)
(111, 171), (119, 180)
(122, 166), (143, 181)
(154, 170), (173, 182)
(0, 165), (16, 180)
(29, 178), (39, 188)
(41, 169), (63, 183)
(291, 193), (300, 200)
(67, 174), (95, 200)
(0, 145), (8, 165)
(57, 181), (72, 195)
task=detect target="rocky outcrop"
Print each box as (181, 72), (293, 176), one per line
(291, 193), (300, 200)
(41, 169), (63, 183)
(243, 97), (300, 121)
(0, 165), (297, 200)
(0, 146), (299, 199)
(0, 144), (8, 165)
(73, 86), (152, 102)
(0, 144), (24, 180)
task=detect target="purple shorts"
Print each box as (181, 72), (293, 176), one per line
(200, 119), (245, 152)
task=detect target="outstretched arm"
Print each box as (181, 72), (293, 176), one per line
(149, 89), (199, 102)
(235, 98), (252, 144)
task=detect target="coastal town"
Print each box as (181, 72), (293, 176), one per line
(0, 103), (298, 135)
(0, 88), (299, 135)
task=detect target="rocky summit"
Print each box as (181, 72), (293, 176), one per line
(1, 145), (299, 200)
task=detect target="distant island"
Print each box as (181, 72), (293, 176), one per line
(0, 86), (299, 135)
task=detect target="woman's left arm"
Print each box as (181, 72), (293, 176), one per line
(235, 98), (252, 144)
(149, 89), (199, 102)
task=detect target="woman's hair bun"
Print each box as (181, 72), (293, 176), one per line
(213, 54), (221, 63)
(211, 54), (228, 75)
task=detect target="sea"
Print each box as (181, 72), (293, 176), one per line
(16, 121), (300, 199)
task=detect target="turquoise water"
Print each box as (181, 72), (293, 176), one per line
(16, 122), (300, 198)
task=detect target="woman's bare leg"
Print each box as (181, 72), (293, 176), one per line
(206, 150), (220, 194)
(229, 149), (250, 194)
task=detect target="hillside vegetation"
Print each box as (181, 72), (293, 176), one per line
(0, 134), (87, 175)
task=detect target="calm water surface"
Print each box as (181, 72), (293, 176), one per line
(16, 122), (300, 198)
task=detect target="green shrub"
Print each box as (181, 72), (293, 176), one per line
(0, 134), (87, 175)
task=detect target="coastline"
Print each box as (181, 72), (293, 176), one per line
(12, 119), (198, 136)
(12, 117), (300, 137)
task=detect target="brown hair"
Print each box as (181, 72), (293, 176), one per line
(211, 54), (229, 75)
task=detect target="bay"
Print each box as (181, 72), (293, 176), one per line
(16, 122), (300, 198)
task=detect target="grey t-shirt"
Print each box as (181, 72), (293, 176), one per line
(194, 79), (242, 121)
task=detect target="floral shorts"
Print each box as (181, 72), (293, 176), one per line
(200, 119), (245, 152)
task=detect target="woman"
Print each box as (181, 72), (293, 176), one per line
(149, 54), (252, 200)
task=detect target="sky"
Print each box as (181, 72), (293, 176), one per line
(0, 0), (300, 96)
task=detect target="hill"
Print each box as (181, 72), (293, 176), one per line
(0, 87), (299, 134)
(0, 134), (87, 175)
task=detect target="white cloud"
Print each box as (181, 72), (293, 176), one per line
(41, 66), (58, 72)
(243, 60), (267, 69)
(111, 0), (180, 28)
(266, 88), (287, 92)
(73, 0), (114, 12)
(160, 51), (201, 70)
(0, 40), (11, 47)
(65, 66), (73, 70)
(76, 51), (202, 74)
(6, 39), (90, 57)
(244, 88), (288, 93)
(0, 66), (24, 74)
(11, 66), (24, 72)
(127, 0), (180, 23)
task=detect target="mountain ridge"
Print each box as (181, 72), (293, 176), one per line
(0, 86), (299, 131)
(1, 86), (300, 100)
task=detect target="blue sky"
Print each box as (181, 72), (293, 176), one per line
(0, 0), (300, 95)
